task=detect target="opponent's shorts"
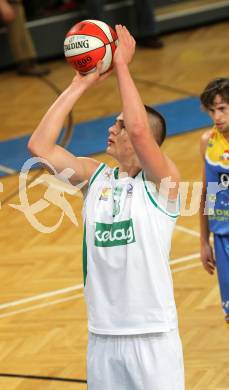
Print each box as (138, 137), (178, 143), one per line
(87, 329), (184, 390)
(214, 234), (229, 315)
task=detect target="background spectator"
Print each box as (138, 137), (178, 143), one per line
(0, 0), (50, 76)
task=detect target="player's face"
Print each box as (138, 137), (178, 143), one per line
(106, 113), (135, 159)
(208, 95), (229, 134)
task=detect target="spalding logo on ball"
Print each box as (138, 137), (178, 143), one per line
(64, 20), (118, 75)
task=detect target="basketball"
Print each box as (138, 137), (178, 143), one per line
(64, 20), (118, 75)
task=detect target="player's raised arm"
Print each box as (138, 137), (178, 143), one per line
(113, 25), (179, 198)
(28, 64), (108, 185)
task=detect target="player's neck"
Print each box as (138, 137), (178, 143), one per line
(225, 132), (229, 142)
(221, 130), (229, 142)
(118, 159), (141, 178)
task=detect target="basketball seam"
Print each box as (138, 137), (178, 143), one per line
(82, 21), (112, 42)
(66, 27), (114, 45)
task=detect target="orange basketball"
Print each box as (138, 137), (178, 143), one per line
(64, 19), (118, 75)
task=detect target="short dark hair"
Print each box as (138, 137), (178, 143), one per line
(200, 78), (229, 109)
(144, 105), (166, 146)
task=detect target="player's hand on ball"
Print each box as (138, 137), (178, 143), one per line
(71, 61), (112, 88)
(113, 25), (135, 67)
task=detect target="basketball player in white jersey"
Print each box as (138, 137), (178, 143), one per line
(28, 25), (184, 390)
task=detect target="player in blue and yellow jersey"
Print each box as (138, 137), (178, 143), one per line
(200, 78), (229, 325)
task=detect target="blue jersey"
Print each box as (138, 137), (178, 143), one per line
(205, 128), (229, 235)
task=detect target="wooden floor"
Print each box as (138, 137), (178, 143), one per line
(0, 20), (229, 390)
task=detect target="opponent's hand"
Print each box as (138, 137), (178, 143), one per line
(71, 60), (112, 89)
(200, 242), (216, 275)
(0, 0), (16, 23)
(113, 25), (136, 67)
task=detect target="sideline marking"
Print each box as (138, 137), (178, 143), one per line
(0, 373), (86, 383)
(175, 225), (200, 237)
(172, 263), (202, 273)
(0, 256), (203, 319)
(0, 225), (204, 319)
(0, 257), (203, 319)
(170, 253), (200, 265)
(0, 164), (17, 174)
(0, 284), (83, 310)
(0, 293), (84, 319)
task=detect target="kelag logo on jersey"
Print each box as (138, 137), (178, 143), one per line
(218, 172), (229, 189)
(95, 219), (136, 247)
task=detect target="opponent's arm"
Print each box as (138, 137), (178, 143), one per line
(113, 25), (179, 199)
(28, 63), (107, 185)
(199, 131), (215, 274)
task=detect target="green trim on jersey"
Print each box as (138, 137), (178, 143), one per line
(89, 163), (106, 187)
(142, 171), (179, 218)
(114, 167), (119, 179)
(82, 223), (87, 286)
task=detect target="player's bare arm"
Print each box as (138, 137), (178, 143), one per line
(113, 25), (179, 199)
(28, 63), (110, 185)
(199, 130), (216, 274)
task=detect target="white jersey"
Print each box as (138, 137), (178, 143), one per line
(82, 163), (179, 335)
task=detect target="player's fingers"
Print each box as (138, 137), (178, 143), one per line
(123, 25), (134, 43)
(208, 266), (215, 275)
(208, 260), (215, 270)
(125, 30), (135, 53)
(203, 263), (213, 274)
(114, 24), (135, 63)
(116, 24), (128, 44)
(120, 26), (135, 58)
(122, 25), (130, 38)
(210, 257), (216, 267)
(122, 26), (133, 47)
(207, 268), (214, 275)
(72, 69), (82, 82)
(73, 69), (81, 77)
(204, 259), (215, 274)
(96, 60), (103, 75)
(99, 69), (113, 82)
(209, 247), (216, 266)
(115, 24), (123, 40)
(201, 252), (215, 274)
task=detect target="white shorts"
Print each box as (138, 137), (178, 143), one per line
(87, 329), (185, 390)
